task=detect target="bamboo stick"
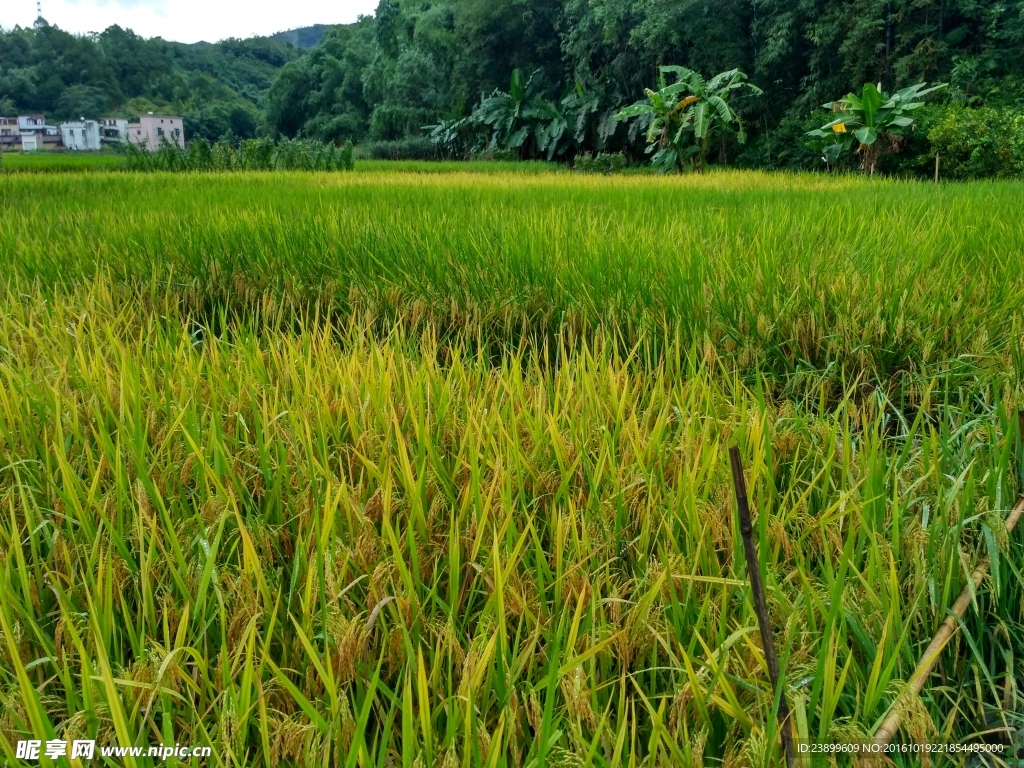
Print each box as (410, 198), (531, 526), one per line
(872, 496), (1024, 746)
(729, 447), (797, 767)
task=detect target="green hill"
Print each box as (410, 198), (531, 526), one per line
(270, 24), (334, 49)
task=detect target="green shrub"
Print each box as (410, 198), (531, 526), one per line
(927, 106), (1024, 179)
(874, 104), (945, 178)
(734, 111), (846, 172)
(573, 152), (626, 174)
(361, 138), (442, 161)
(368, 105), (436, 142)
(469, 147), (518, 162)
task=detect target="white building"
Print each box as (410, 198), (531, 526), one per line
(17, 114), (60, 150)
(19, 114), (48, 132)
(60, 120), (102, 151)
(126, 113), (185, 150)
(98, 117), (129, 145)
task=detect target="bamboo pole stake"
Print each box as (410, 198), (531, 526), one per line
(1019, 410), (1024, 460)
(729, 446), (797, 767)
(873, 495), (1024, 746)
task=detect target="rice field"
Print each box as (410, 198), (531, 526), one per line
(1, 152), (127, 173)
(0, 154), (561, 175)
(1, 169), (1024, 767)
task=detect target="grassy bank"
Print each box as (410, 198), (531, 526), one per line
(1, 170), (1023, 765)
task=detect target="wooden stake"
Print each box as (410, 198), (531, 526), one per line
(873, 496), (1024, 746)
(935, 152), (940, 183)
(729, 446), (797, 767)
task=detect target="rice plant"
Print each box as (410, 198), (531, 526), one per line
(122, 137), (355, 173)
(0, 168), (1023, 766)
(0, 152), (126, 173)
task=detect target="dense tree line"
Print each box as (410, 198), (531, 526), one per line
(263, 0), (1024, 168)
(0, 19), (298, 142)
(4, 1), (1024, 170)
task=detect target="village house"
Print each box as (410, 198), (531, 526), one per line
(98, 117), (129, 145)
(60, 119), (102, 151)
(1, 112), (187, 152)
(18, 114), (48, 132)
(0, 117), (18, 151)
(127, 113), (185, 149)
(16, 114), (61, 151)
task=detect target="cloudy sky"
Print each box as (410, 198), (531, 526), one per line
(0, 0), (379, 43)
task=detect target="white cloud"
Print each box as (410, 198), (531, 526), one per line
(0, 0), (378, 43)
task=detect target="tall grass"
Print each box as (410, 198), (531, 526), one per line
(354, 159), (566, 174)
(1, 170), (1023, 765)
(122, 138), (354, 173)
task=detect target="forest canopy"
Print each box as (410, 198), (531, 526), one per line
(263, 0), (1024, 167)
(3, 0), (1024, 166)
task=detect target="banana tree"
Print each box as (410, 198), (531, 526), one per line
(473, 68), (540, 152)
(531, 96), (568, 159)
(536, 81), (624, 159)
(471, 70), (608, 160)
(615, 66), (762, 172)
(561, 80), (623, 152)
(424, 115), (480, 158)
(807, 81), (945, 174)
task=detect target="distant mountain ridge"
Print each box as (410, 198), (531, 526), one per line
(270, 25), (335, 49)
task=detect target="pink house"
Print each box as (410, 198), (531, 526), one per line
(126, 113), (185, 149)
